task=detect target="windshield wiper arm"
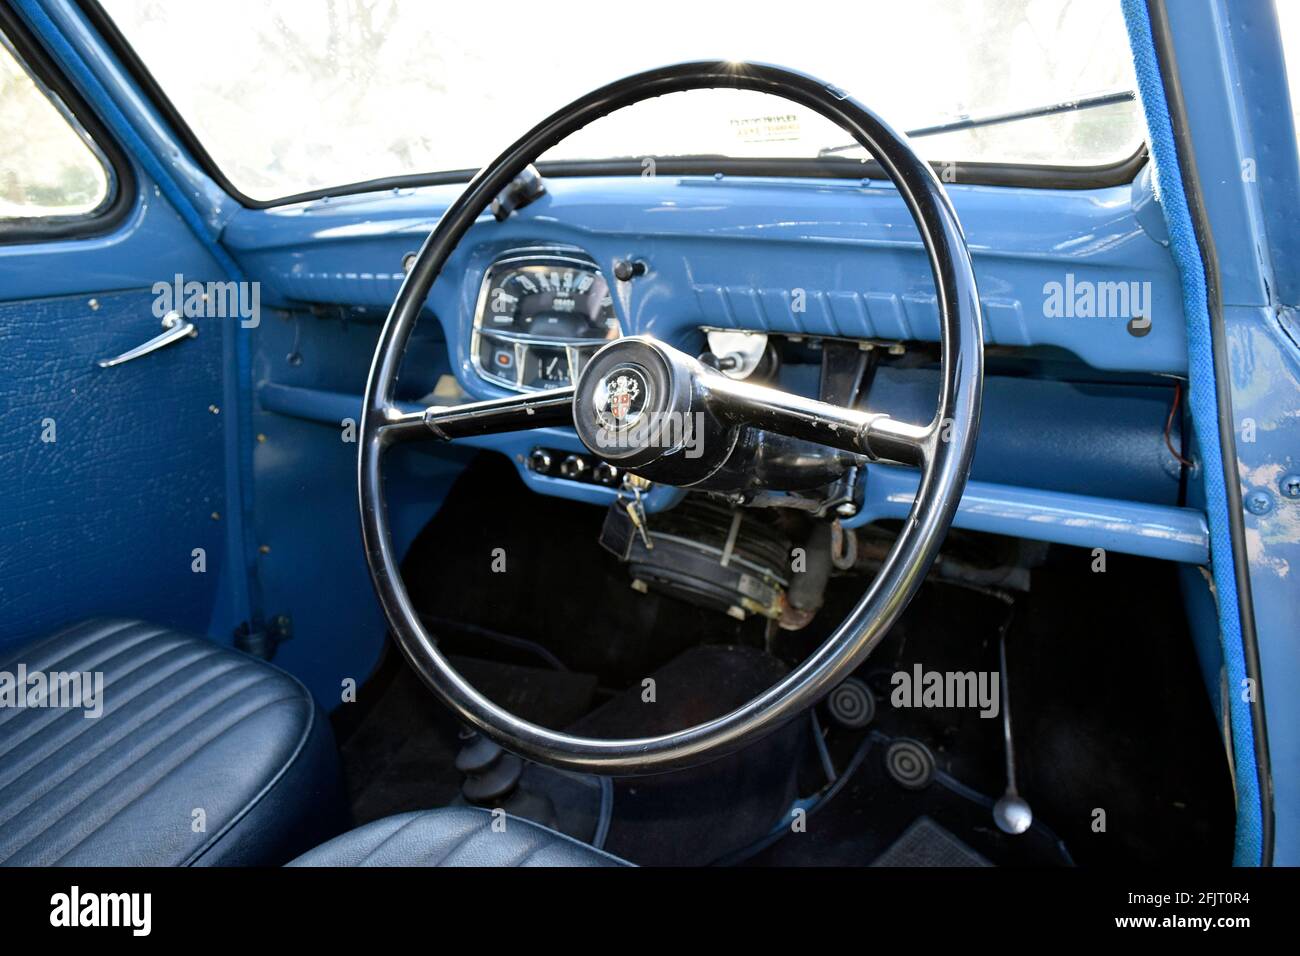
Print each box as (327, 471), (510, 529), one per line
(817, 90), (1137, 157)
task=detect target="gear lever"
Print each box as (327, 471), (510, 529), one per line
(993, 619), (1033, 835)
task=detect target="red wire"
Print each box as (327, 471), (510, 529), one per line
(1165, 382), (1194, 468)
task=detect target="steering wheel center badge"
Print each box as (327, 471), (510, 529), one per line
(594, 365), (650, 431)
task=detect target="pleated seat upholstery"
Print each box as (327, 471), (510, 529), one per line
(0, 619), (345, 866)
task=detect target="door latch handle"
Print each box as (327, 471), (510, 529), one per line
(97, 311), (198, 368)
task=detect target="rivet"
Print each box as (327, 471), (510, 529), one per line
(209, 404), (220, 415)
(256, 433), (268, 443)
(259, 545), (271, 555)
(210, 512), (221, 521)
(88, 298), (100, 311)
(1280, 474), (1300, 499)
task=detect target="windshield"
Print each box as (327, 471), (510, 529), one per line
(98, 0), (1144, 202)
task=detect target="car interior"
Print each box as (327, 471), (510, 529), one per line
(0, 0), (1294, 873)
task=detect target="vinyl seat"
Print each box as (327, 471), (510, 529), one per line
(290, 806), (629, 867)
(0, 619), (345, 866)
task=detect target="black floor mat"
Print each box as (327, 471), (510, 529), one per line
(336, 641), (805, 863)
(563, 644), (806, 866)
(743, 729), (1072, 867)
(334, 651), (463, 825)
(334, 649), (599, 826)
(871, 817), (991, 867)
(344, 454), (1236, 866)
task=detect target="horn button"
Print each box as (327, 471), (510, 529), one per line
(573, 337), (728, 476)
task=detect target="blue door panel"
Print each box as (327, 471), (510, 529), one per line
(0, 287), (228, 648)
(0, 161), (235, 649)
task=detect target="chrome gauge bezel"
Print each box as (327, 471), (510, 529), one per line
(470, 247), (622, 392)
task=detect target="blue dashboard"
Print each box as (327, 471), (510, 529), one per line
(226, 168), (1184, 374)
(224, 166), (1206, 565)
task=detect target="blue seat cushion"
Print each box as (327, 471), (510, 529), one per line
(0, 618), (346, 866)
(290, 806), (629, 867)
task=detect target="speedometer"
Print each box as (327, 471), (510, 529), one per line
(483, 263), (618, 339)
(472, 251), (623, 390)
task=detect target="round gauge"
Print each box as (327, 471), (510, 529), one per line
(480, 261), (620, 340)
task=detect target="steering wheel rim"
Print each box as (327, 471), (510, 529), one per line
(359, 61), (984, 775)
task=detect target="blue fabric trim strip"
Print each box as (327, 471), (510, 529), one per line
(1121, 0), (1262, 866)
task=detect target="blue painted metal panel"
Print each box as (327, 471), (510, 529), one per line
(257, 382), (684, 514)
(1223, 303), (1300, 864)
(225, 173), (1188, 379)
(256, 379), (1198, 563)
(0, 183), (220, 301)
(1122, 0), (1300, 866)
(867, 367), (1182, 506)
(247, 406), (467, 705)
(1142, 0), (1300, 867)
(843, 465), (1208, 565)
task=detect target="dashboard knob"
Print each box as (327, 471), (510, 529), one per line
(612, 258), (647, 281)
(593, 461), (620, 485)
(528, 448), (553, 474)
(559, 455), (588, 480)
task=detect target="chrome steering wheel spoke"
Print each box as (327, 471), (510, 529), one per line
(700, 365), (931, 468)
(377, 387), (576, 444)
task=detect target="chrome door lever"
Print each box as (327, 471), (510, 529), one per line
(97, 311), (198, 368)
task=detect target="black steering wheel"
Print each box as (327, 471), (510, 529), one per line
(359, 61), (984, 775)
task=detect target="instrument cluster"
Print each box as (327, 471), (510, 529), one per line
(471, 248), (622, 391)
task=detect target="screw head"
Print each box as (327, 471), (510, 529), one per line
(1246, 490), (1274, 515)
(1280, 474), (1300, 499)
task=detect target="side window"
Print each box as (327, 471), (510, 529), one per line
(0, 29), (112, 223)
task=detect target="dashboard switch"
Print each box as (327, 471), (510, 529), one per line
(528, 448), (554, 474)
(559, 455), (588, 480)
